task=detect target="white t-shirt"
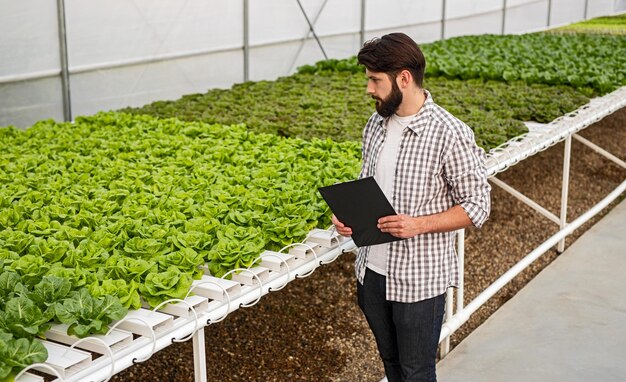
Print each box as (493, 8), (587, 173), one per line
(366, 112), (416, 276)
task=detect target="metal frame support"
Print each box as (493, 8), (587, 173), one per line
(558, 135), (572, 253)
(288, 0), (330, 73)
(56, 0), (71, 122)
(193, 328), (207, 382)
(441, 288), (453, 357)
(490, 177), (561, 225)
(441, 0), (447, 40)
(243, 0), (249, 82)
(456, 229), (465, 312)
(295, 0), (328, 60)
(547, 0), (552, 27)
(440, 228), (465, 359)
(501, 0), (507, 35)
(573, 134), (626, 169)
(360, 0), (366, 47)
(584, 0), (589, 19)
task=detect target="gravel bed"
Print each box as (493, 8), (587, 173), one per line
(112, 107), (625, 382)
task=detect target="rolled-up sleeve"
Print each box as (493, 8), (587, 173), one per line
(443, 130), (491, 228)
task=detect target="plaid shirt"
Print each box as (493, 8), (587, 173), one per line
(356, 90), (491, 303)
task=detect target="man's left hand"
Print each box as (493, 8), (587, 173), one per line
(377, 214), (427, 239)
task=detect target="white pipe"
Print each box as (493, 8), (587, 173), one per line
(193, 328), (207, 382)
(490, 177), (561, 225)
(243, 0), (249, 82)
(456, 229), (465, 312)
(441, 288), (454, 357)
(440, 228), (466, 358)
(439, 178), (626, 341)
(558, 135), (572, 252)
(573, 134), (626, 169)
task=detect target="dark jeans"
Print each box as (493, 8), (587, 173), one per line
(357, 268), (446, 382)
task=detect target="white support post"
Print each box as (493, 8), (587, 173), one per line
(501, 0), (507, 35)
(456, 229), (465, 312)
(441, 288), (454, 358)
(360, 0), (366, 46)
(56, 0), (71, 122)
(243, 0), (249, 82)
(573, 134), (626, 169)
(440, 228), (465, 359)
(558, 135), (572, 253)
(441, 0), (447, 40)
(193, 327), (207, 382)
(490, 177), (561, 225)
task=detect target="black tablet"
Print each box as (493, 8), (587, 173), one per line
(318, 177), (402, 247)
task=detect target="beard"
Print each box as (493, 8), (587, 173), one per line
(373, 80), (403, 118)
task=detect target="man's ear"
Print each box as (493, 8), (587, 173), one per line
(398, 69), (412, 88)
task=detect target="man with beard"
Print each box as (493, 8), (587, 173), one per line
(332, 33), (491, 382)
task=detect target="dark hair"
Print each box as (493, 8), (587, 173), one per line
(357, 32), (425, 87)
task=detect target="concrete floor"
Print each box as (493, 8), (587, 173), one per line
(437, 197), (626, 382)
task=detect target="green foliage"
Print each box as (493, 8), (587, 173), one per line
(550, 13), (626, 35)
(138, 266), (193, 308)
(0, 296), (53, 339)
(423, 33), (626, 95)
(88, 279), (142, 310)
(54, 288), (127, 338)
(29, 276), (72, 316)
(295, 33), (625, 96)
(124, 70), (594, 150)
(0, 112), (361, 312)
(0, 331), (47, 382)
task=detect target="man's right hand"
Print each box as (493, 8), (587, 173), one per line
(332, 214), (353, 237)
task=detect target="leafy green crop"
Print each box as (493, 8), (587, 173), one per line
(0, 112), (361, 306)
(549, 13), (626, 35)
(296, 33), (625, 96)
(54, 288), (128, 337)
(124, 71), (592, 150)
(138, 266), (193, 308)
(0, 330), (47, 382)
(424, 33), (626, 95)
(0, 296), (53, 339)
(88, 279), (142, 310)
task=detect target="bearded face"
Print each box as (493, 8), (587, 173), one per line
(372, 77), (403, 118)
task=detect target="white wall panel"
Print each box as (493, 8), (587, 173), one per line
(0, 0), (60, 77)
(446, 0), (503, 20)
(70, 50), (243, 117)
(366, 0), (443, 32)
(446, 10), (503, 38)
(0, 78), (64, 128)
(249, 40), (315, 81)
(507, 0), (543, 6)
(505, 0), (550, 33)
(249, 0), (359, 46)
(249, 33), (359, 81)
(65, 0), (243, 67)
(550, 0), (586, 26)
(304, 0), (361, 36)
(586, 0), (617, 18)
(291, 34), (361, 73)
(365, 22), (443, 46)
(249, 0), (310, 45)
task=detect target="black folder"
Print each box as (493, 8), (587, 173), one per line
(318, 177), (402, 247)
